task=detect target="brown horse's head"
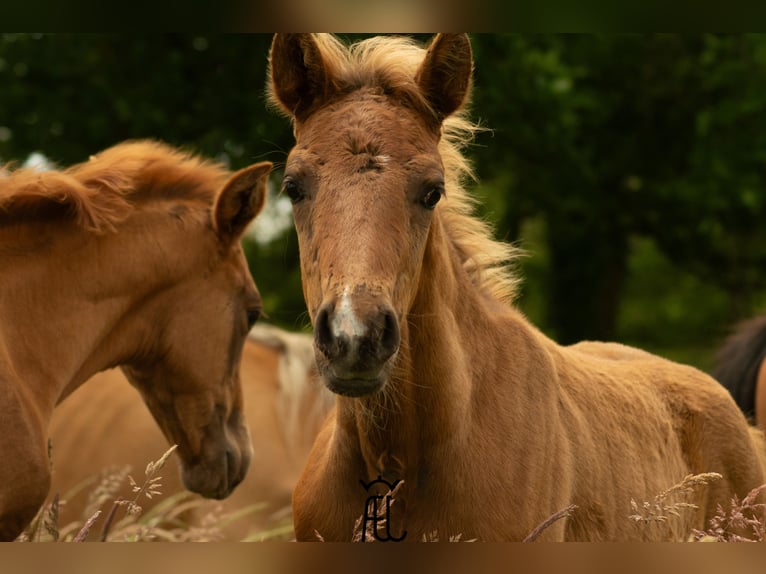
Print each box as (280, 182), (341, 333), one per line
(111, 153), (272, 499)
(269, 34), (472, 397)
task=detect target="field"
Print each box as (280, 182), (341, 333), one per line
(17, 444), (766, 543)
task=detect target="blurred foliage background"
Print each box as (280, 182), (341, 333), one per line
(2, 33), (766, 371)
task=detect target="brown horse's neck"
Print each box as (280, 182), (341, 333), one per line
(0, 219), (198, 419)
(337, 214), (525, 488)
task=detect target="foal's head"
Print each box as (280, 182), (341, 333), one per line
(116, 147), (270, 500)
(30, 142), (273, 499)
(269, 34), (473, 397)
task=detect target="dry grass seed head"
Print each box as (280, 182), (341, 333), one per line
(691, 483), (766, 542)
(629, 472), (723, 527)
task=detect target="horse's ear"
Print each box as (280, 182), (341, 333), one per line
(269, 33), (335, 122)
(416, 34), (473, 122)
(214, 161), (272, 244)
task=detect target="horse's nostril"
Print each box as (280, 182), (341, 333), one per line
(225, 447), (236, 487)
(226, 446), (235, 473)
(315, 304), (334, 358)
(377, 308), (400, 362)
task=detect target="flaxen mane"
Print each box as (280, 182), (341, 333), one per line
(0, 140), (229, 233)
(268, 34), (521, 302)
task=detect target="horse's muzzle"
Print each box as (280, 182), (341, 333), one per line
(181, 437), (252, 499)
(313, 295), (400, 396)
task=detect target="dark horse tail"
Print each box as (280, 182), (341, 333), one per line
(711, 315), (766, 421)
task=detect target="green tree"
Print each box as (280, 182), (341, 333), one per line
(470, 34), (766, 344)
(648, 35), (766, 321)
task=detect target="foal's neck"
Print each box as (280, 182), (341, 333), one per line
(344, 215), (497, 480)
(0, 221), (184, 417)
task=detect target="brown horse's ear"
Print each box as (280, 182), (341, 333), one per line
(214, 161), (272, 243)
(269, 33), (335, 122)
(416, 34), (473, 122)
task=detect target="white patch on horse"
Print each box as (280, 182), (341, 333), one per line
(332, 289), (367, 345)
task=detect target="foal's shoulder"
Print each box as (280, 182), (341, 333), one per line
(564, 339), (733, 403)
(564, 340), (657, 362)
(565, 340), (713, 382)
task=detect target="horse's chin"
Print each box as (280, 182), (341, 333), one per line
(323, 374), (386, 397)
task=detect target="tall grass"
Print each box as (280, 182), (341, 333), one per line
(16, 445), (292, 542)
(17, 450), (766, 542)
(340, 472), (766, 542)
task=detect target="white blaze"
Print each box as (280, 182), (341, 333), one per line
(331, 288), (367, 343)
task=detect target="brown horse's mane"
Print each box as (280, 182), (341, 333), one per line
(0, 140), (229, 233)
(268, 34), (522, 303)
(712, 314), (766, 418)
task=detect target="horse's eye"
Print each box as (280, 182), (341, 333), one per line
(283, 178), (305, 204)
(246, 308), (261, 328)
(421, 184), (443, 210)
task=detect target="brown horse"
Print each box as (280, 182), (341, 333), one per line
(268, 33), (766, 541)
(712, 315), (766, 429)
(0, 140), (270, 540)
(47, 324), (332, 540)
